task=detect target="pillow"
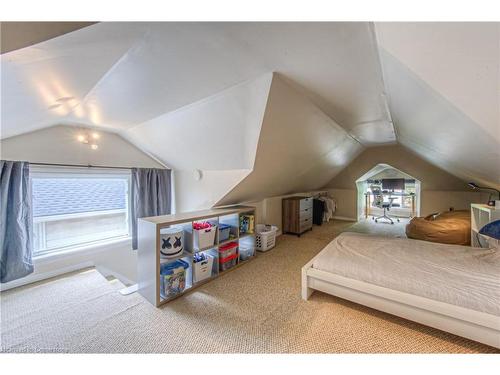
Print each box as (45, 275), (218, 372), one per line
(478, 220), (500, 249)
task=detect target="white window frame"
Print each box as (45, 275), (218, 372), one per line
(30, 165), (132, 258)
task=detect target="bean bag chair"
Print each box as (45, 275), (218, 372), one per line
(405, 210), (471, 246)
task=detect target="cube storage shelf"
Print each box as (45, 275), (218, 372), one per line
(138, 206), (256, 307)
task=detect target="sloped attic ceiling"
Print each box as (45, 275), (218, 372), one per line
(216, 74), (363, 206)
(375, 22), (500, 190)
(1, 22), (394, 144)
(1, 22), (498, 206)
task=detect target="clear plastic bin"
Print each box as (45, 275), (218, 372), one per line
(218, 241), (238, 271)
(219, 254), (237, 272)
(218, 224), (231, 242)
(160, 259), (189, 299)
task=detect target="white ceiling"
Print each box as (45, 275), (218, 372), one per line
(1, 22), (395, 144)
(1, 22), (498, 197)
(124, 73), (272, 170)
(375, 22), (500, 189)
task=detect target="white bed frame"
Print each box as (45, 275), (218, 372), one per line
(302, 254), (500, 349)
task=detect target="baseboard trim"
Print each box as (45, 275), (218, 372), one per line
(0, 261), (93, 292)
(332, 215), (357, 222)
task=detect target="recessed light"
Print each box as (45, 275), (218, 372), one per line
(91, 132), (100, 140)
(90, 144), (98, 150)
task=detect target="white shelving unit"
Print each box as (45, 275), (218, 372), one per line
(470, 204), (500, 247)
(137, 206), (256, 307)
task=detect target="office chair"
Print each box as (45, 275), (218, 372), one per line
(371, 185), (400, 224)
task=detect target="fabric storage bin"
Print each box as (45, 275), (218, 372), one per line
(193, 224), (217, 249)
(159, 226), (184, 259)
(160, 259), (189, 299)
(218, 224), (232, 242)
(193, 254), (214, 283)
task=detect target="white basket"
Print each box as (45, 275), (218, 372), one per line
(193, 255), (214, 283)
(255, 224), (278, 252)
(193, 225), (217, 250)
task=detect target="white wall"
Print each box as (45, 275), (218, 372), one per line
(217, 75), (364, 205)
(0, 125), (164, 290)
(173, 169), (250, 212)
(124, 74), (272, 213)
(1, 124), (164, 168)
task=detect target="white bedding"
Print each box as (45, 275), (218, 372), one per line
(312, 232), (500, 316)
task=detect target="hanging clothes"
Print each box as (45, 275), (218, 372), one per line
(319, 196), (336, 222)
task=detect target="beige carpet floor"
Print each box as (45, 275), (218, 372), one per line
(1, 220), (498, 353)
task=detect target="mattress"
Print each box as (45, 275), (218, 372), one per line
(312, 232), (500, 316)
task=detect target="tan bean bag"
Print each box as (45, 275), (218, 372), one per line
(405, 210), (471, 246)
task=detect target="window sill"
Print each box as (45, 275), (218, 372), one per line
(34, 236), (132, 264)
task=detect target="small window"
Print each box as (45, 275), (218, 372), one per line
(31, 167), (131, 257)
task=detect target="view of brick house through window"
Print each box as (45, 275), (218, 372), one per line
(32, 175), (130, 256)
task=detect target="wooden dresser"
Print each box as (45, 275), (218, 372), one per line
(282, 196), (313, 236)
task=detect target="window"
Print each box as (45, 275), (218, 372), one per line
(31, 167), (131, 256)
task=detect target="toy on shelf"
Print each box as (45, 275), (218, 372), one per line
(159, 226), (184, 259)
(239, 214), (255, 235)
(160, 259), (189, 299)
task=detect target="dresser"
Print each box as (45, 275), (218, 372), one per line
(282, 196), (313, 236)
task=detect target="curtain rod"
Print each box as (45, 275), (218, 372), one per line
(30, 162), (134, 170)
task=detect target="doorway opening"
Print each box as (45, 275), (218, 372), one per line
(355, 163), (421, 222)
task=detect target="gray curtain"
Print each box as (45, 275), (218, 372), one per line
(131, 168), (172, 250)
(0, 161), (34, 283)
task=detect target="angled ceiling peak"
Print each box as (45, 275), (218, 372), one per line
(2, 22), (397, 146)
(375, 22), (500, 189)
(217, 74), (364, 206)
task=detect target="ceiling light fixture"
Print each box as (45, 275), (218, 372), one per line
(77, 130), (100, 150)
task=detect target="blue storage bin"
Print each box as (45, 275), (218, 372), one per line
(219, 224), (232, 242)
(160, 259), (189, 299)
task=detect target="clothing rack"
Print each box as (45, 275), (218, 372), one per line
(313, 191), (329, 198)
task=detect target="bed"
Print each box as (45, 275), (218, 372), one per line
(301, 232), (500, 349)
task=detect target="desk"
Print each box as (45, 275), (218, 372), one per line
(365, 192), (416, 218)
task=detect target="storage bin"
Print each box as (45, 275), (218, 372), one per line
(219, 241), (238, 258)
(193, 224), (217, 249)
(239, 243), (254, 261)
(160, 259), (189, 299)
(219, 241), (238, 271)
(218, 224), (232, 243)
(255, 224), (278, 252)
(159, 227), (184, 259)
(219, 253), (237, 272)
(193, 254), (214, 283)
